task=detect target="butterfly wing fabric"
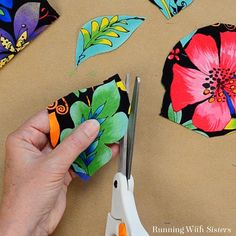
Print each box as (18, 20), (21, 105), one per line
(0, 0), (59, 69)
(47, 74), (130, 180)
(76, 15), (145, 67)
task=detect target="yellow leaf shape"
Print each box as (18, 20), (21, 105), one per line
(103, 31), (119, 38)
(0, 54), (14, 68)
(81, 28), (91, 48)
(91, 20), (99, 36)
(95, 38), (112, 47)
(16, 31), (28, 49)
(110, 15), (118, 25)
(0, 36), (16, 53)
(225, 118), (236, 130)
(100, 17), (109, 30)
(112, 25), (129, 33)
(116, 81), (126, 91)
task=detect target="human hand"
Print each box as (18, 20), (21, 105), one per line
(0, 110), (119, 236)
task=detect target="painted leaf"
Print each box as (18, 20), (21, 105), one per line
(182, 120), (196, 130)
(0, 7), (11, 22)
(168, 103), (182, 123)
(88, 143), (112, 176)
(92, 80), (120, 118)
(100, 112), (129, 143)
(76, 15), (145, 66)
(225, 118), (236, 130)
(70, 101), (90, 126)
(180, 30), (197, 47)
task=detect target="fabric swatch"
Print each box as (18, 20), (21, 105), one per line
(150, 0), (192, 19)
(160, 23), (236, 137)
(0, 0), (59, 69)
(76, 15), (145, 67)
(47, 74), (130, 180)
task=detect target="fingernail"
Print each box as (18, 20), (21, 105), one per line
(82, 119), (100, 137)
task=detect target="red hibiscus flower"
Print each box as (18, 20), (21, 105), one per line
(171, 32), (236, 132)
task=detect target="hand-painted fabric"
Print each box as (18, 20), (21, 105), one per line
(0, 0), (59, 69)
(149, 0), (192, 19)
(76, 15), (145, 67)
(47, 74), (130, 180)
(160, 23), (236, 137)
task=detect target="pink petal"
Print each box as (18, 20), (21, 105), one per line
(185, 34), (219, 74)
(175, 48), (180, 54)
(192, 100), (231, 132)
(220, 32), (236, 73)
(168, 54), (174, 60)
(171, 64), (211, 111)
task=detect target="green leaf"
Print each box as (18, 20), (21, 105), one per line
(70, 101), (90, 126)
(168, 103), (182, 123)
(182, 120), (196, 129)
(92, 80), (120, 118)
(60, 128), (73, 142)
(0, 9), (4, 16)
(194, 130), (209, 137)
(225, 118), (236, 130)
(73, 91), (80, 97)
(88, 143), (112, 176)
(100, 112), (128, 144)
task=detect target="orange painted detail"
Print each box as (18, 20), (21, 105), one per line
(49, 112), (60, 147)
(119, 223), (127, 236)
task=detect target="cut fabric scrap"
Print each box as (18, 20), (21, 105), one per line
(160, 23), (236, 137)
(0, 0), (59, 69)
(47, 74), (130, 180)
(76, 15), (145, 67)
(150, 0), (192, 19)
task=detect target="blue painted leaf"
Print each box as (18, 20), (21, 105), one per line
(0, 7), (11, 22)
(0, 0), (13, 9)
(76, 15), (145, 66)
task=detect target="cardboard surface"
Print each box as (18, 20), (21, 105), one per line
(0, 0), (236, 235)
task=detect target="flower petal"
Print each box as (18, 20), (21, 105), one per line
(0, 28), (15, 52)
(192, 100), (231, 132)
(171, 64), (211, 111)
(14, 2), (40, 39)
(185, 34), (219, 74)
(220, 32), (236, 73)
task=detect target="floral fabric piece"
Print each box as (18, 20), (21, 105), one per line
(150, 0), (192, 19)
(0, 0), (59, 69)
(76, 15), (145, 67)
(160, 23), (236, 137)
(47, 74), (130, 180)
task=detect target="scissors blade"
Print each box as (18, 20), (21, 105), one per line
(126, 76), (140, 179)
(118, 74), (131, 175)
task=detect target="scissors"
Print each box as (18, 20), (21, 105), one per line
(105, 75), (149, 236)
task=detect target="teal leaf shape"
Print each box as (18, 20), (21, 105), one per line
(168, 103), (182, 123)
(76, 15), (145, 66)
(60, 80), (129, 179)
(182, 120), (196, 129)
(180, 29), (197, 47)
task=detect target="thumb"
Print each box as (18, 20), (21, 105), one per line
(48, 119), (100, 170)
